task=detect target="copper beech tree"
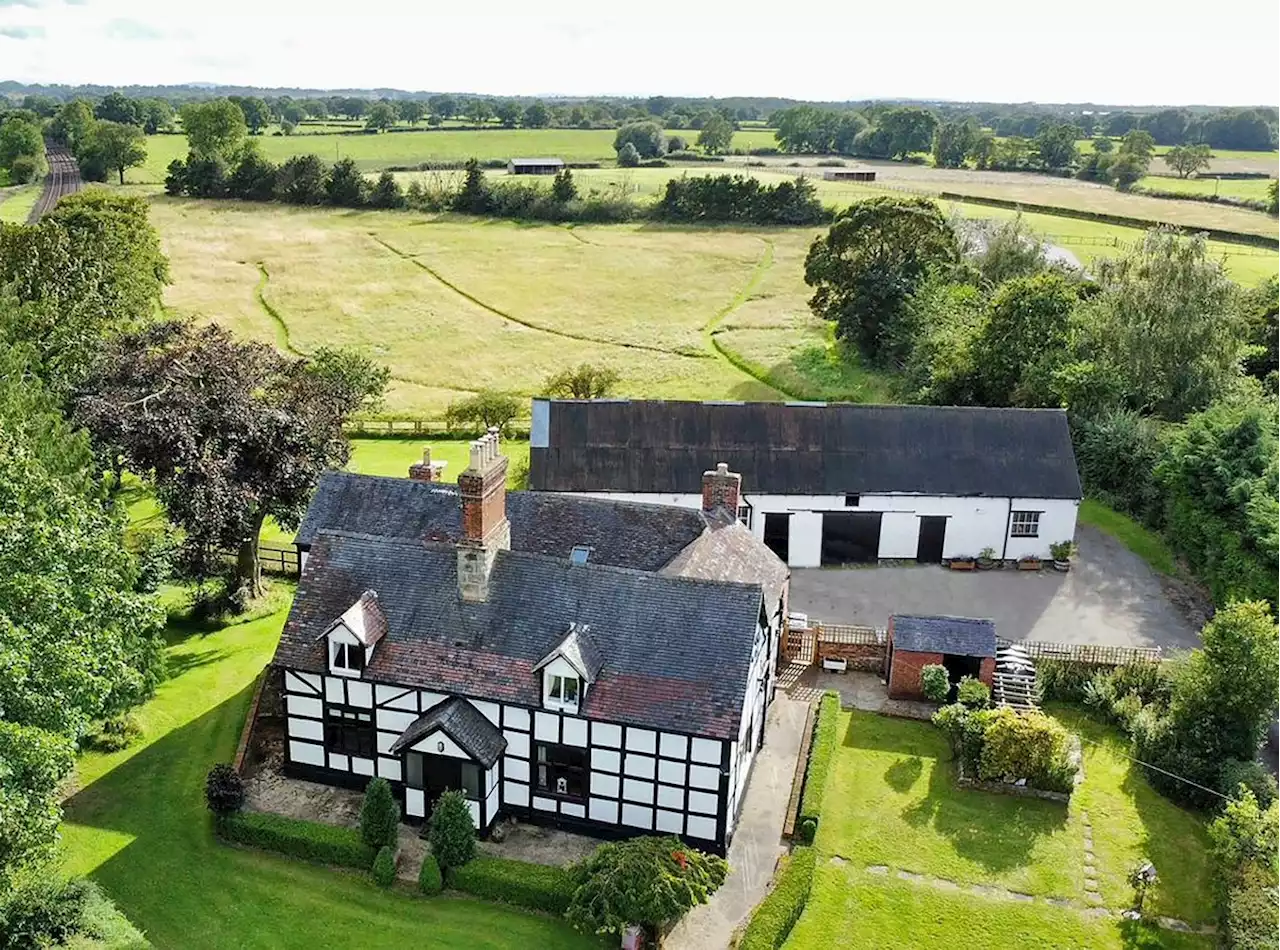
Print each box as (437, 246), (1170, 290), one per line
(75, 320), (388, 600)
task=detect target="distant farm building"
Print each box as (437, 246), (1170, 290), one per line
(507, 158), (565, 175)
(822, 169), (876, 182)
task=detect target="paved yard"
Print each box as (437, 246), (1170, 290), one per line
(790, 526), (1199, 651)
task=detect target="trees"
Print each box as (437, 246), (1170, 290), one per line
(427, 790), (475, 870)
(495, 100), (521, 128)
(697, 115), (735, 155)
(1163, 144), (1212, 178)
(50, 99), (95, 151)
(565, 836), (728, 936)
(364, 102), (397, 132)
(522, 101), (551, 129)
(94, 92), (141, 126)
(452, 158), (492, 213)
(876, 107), (938, 159)
(428, 95), (458, 120)
(969, 273), (1077, 407)
(180, 99), (248, 161)
(444, 390), (521, 434)
(1108, 152), (1147, 190)
(470, 99), (494, 125)
(369, 171), (405, 209)
(233, 97), (271, 135)
(1033, 123), (1080, 168)
(226, 149), (279, 201)
(74, 321), (387, 596)
(83, 121), (147, 184)
(932, 120), (977, 168)
(550, 168), (577, 204)
(614, 121), (665, 159)
(803, 196), (958, 363)
(275, 154), (329, 205)
(397, 100), (425, 125)
(0, 116), (44, 175)
(616, 142), (641, 167)
(139, 97), (174, 134)
(1119, 129), (1156, 163)
(0, 721), (76, 885)
(359, 778), (399, 850)
(543, 362), (619, 399)
(326, 157), (368, 206)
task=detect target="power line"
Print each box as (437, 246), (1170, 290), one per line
(1076, 733), (1233, 802)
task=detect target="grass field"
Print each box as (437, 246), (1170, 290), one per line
(130, 127), (780, 183)
(59, 588), (600, 950)
(1136, 175), (1274, 201)
(0, 180), (41, 223)
(1078, 499), (1177, 576)
(786, 707), (1214, 949)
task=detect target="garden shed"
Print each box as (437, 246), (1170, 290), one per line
(887, 614), (996, 700)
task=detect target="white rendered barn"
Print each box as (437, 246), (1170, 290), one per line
(274, 433), (787, 854)
(528, 400), (1083, 568)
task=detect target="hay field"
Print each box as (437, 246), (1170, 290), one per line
(130, 127), (779, 183)
(1136, 175), (1274, 201)
(148, 197), (841, 416)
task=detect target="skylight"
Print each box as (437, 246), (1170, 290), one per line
(570, 545), (591, 565)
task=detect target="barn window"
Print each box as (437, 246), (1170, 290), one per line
(535, 743), (587, 800)
(844, 494), (860, 507)
(1010, 511), (1041, 538)
(324, 705), (374, 757)
(549, 674), (579, 704)
(332, 641), (364, 673)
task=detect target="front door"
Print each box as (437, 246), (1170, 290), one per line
(916, 516), (947, 563)
(405, 751), (466, 812)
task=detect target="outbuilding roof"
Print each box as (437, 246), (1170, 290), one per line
(892, 614), (996, 658)
(529, 400), (1083, 500)
(509, 157), (564, 165)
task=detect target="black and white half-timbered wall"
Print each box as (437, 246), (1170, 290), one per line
(272, 430), (788, 854)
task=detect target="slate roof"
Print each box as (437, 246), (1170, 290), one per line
(661, 512), (789, 617)
(276, 531), (764, 739)
(318, 590), (387, 647)
(296, 473), (708, 572)
(892, 614), (996, 658)
(388, 697), (507, 768)
(529, 400), (1083, 499)
(534, 624), (605, 682)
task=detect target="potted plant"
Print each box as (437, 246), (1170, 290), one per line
(948, 555), (976, 571)
(1017, 554), (1041, 571)
(1049, 540), (1076, 572)
(977, 547), (997, 570)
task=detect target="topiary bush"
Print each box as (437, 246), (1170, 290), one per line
(204, 763), (245, 817)
(737, 847), (816, 950)
(372, 845), (397, 887)
(446, 855), (575, 914)
(418, 853), (443, 896)
(956, 676), (990, 709)
(427, 789), (476, 870)
(920, 664), (950, 703)
(360, 777), (399, 850)
(797, 692), (840, 843)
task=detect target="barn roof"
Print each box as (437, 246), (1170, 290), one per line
(509, 157), (564, 165)
(892, 614), (996, 658)
(296, 473), (708, 573)
(276, 531), (764, 739)
(529, 400), (1082, 499)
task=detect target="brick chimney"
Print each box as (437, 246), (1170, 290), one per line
(408, 447), (447, 482)
(702, 462), (742, 515)
(456, 428), (510, 602)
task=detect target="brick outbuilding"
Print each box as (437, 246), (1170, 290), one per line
(887, 615), (996, 700)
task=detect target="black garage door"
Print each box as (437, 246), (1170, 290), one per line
(821, 512), (882, 565)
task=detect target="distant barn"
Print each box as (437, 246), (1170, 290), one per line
(507, 158), (565, 175)
(822, 169), (876, 182)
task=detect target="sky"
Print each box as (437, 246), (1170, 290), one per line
(1, 0), (1277, 106)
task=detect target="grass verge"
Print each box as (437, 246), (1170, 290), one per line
(1079, 499), (1176, 576)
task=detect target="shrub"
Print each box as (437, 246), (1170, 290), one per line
(372, 845), (397, 886)
(443, 390), (522, 436)
(616, 142), (641, 167)
(204, 763), (245, 817)
(797, 692), (840, 842)
(9, 154), (41, 184)
(1223, 863), (1279, 950)
(217, 810), (376, 869)
(978, 707), (1071, 787)
(565, 836), (727, 935)
(0, 876), (91, 950)
(1036, 660), (1094, 702)
(654, 173), (827, 225)
(360, 776), (399, 849)
(956, 676), (990, 709)
(446, 855), (575, 914)
(84, 713), (143, 752)
(737, 847), (816, 950)
(1220, 760), (1279, 809)
(932, 702), (989, 770)
(427, 789), (476, 870)
(418, 853), (443, 895)
(920, 664), (950, 703)
(613, 121), (665, 159)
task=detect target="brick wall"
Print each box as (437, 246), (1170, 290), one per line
(978, 656), (996, 687)
(888, 649), (944, 700)
(819, 641), (886, 674)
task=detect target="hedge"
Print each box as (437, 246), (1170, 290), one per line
(797, 692), (841, 843)
(216, 811), (376, 870)
(446, 855), (577, 915)
(737, 847), (817, 950)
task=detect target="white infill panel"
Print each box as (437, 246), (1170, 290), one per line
(655, 809), (684, 834)
(656, 785), (683, 810)
(691, 738), (721, 764)
(658, 760), (686, 785)
(467, 800), (481, 828)
(287, 717), (323, 742)
(624, 754), (656, 780)
(623, 779), (655, 804)
(286, 670), (322, 695)
(406, 788), (424, 817)
(286, 695), (322, 718)
(592, 722), (622, 747)
(591, 748), (620, 773)
(689, 764), (720, 790)
(351, 756), (374, 777)
(561, 802), (586, 819)
(411, 730), (470, 760)
(659, 734), (689, 759)
(324, 677), (345, 704)
(561, 717), (588, 747)
(376, 709), (419, 733)
(289, 741), (324, 767)
(504, 781), (529, 807)
(590, 799), (619, 823)
(687, 815), (716, 840)
(532, 796), (558, 813)
(621, 804), (653, 829)
(327, 752), (349, 771)
(505, 757), (530, 782)
(590, 773), (619, 798)
(377, 757), (401, 781)
(534, 712), (559, 742)
(625, 728), (657, 755)
(688, 790), (718, 815)
(503, 706), (530, 731)
(504, 729), (530, 758)
(346, 681), (373, 708)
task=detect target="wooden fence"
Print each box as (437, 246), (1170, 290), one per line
(998, 638), (1163, 665)
(342, 418), (531, 439)
(816, 622), (885, 646)
(258, 543), (301, 576)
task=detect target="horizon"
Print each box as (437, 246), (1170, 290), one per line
(1, 0), (1277, 108)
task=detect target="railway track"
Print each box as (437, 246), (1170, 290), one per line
(28, 145), (82, 223)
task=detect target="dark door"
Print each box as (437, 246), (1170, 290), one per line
(763, 513), (791, 563)
(916, 516), (947, 563)
(821, 512), (882, 565)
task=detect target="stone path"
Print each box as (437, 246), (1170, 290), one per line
(1081, 810), (1102, 905)
(845, 857), (1214, 936)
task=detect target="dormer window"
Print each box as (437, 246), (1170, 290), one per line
(549, 674), (579, 705)
(333, 641), (364, 673)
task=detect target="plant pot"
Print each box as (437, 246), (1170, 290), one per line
(977, 557), (995, 571)
(949, 559), (976, 571)
(1053, 559), (1071, 572)
(1018, 559), (1041, 571)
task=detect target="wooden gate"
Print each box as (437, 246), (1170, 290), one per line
(784, 624), (816, 665)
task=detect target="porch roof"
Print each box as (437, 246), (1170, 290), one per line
(389, 697), (506, 768)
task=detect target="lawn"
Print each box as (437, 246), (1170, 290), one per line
(788, 707), (1215, 948)
(1137, 175), (1275, 201)
(59, 587), (600, 950)
(0, 180), (41, 223)
(130, 127), (780, 183)
(1078, 499), (1177, 576)
(349, 437), (530, 484)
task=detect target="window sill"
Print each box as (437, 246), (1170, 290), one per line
(533, 788), (587, 805)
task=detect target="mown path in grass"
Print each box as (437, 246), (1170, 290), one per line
(59, 591), (600, 950)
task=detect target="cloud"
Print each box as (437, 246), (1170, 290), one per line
(103, 17), (162, 40)
(0, 24), (45, 38)
(0, 0), (40, 8)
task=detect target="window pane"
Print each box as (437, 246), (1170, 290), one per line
(563, 678), (579, 703)
(406, 752), (424, 789)
(461, 763), (481, 800)
(537, 763), (548, 789)
(549, 676), (561, 699)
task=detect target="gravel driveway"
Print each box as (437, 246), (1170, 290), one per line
(789, 525), (1200, 652)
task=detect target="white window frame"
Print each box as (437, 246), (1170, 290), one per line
(549, 674), (579, 705)
(1010, 510), (1041, 538)
(332, 640), (364, 673)
(737, 501), (752, 529)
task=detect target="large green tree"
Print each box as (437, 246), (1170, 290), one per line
(614, 121), (665, 159)
(1033, 122), (1080, 168)
(50, 99), (95, 151)
(364, 102), (397, 132)
(803, 196), (958, 363)
(94, 91), (141, 126)
(696, 114), (735, 155)
(877, 107), (938, 160)
(179, 99), (248, 161)
(0, 116), (43, 171)
(969, 272), (1078, 407)
(82, 120), (148, 184)
(75, 322), (388, 596)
